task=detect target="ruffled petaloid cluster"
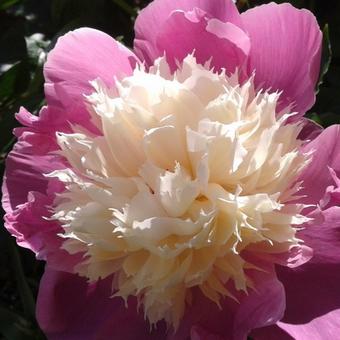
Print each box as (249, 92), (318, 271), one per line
(4, 0), (340, 339)
(49, 56), (309, 327)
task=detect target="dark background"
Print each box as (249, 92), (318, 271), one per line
(0, 0), (339, 338)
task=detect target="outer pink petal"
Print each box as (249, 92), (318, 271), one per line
(278, 310), (340, 340)
(156, 9), (250, 74)
(44, 28), (138, 130)
(253, 208), (340, 340)
(301, 206), (340, 265)
(36, 268), (166, 340)
(231, 278), (286, 340)
(267, 126), (340, 338)
(171, 267), (285, 339)
(3, 28), (138, 269)
(298, 125), (340, 205)
(242, 3), (322, 116)
(277, 259), (340, 336)
(275, 205), (340, 325)
(2, 107), (81, 271)
(134, 0), (242, 65)
(2, 108), (65, 220)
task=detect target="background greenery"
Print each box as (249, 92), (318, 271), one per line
(0, 0), (339, 338)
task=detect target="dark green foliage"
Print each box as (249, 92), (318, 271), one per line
(0, 1), (340, 338)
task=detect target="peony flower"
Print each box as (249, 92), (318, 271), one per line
(3, 0), (340, 339)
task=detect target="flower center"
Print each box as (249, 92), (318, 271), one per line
(49, 55), (310, 328)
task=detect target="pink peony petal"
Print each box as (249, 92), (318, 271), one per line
(301, 206), (340, 265)
(278, 310), (340, 340)
(171, 267), (285, 339)
(298, 125), (340, 205)
(232, 269), (286, 339)
(3, 31), (140, 267)
(170, 288), (234, 340)
(275, 206), (340, 329)
(2, 157), (80, 271)
(44, 28), (138, 130)
(244, 244), (313, 271)
(36, 268), (166, 340)
(156, 8), (250, 74)
(242, 3), (322, 116)
(269, 126), (340, 337)
(277, 259), (340, 328)
(134, 0), (242, 66)
(2, 107), (80, 271)
(2, 108), (63, 209)
(1, 5), (331, 339)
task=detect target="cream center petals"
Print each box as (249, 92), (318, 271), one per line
(48, 55), (310, 328)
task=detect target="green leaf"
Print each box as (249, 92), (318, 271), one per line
(0, 62), (20, 101)
(0, 0), (20, 10)
(310, 112), (323, 125)
(0, 61), (30, 104)
(317, 24), (332, 94)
